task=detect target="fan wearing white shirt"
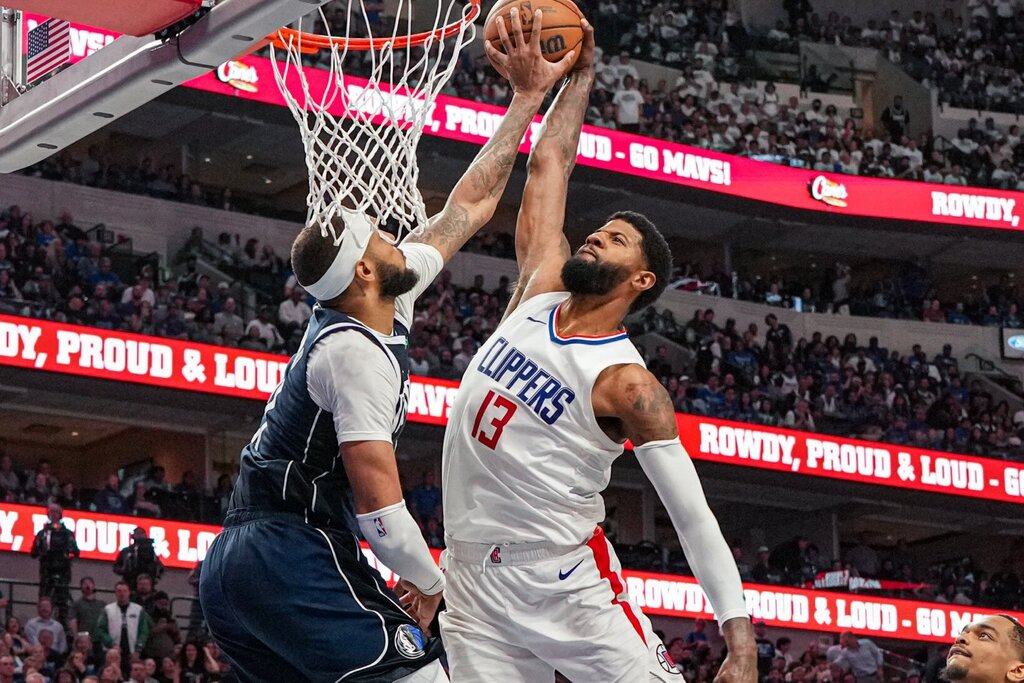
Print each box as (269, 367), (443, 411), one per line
(612, 75), (643, 133)
(277, 286), (313, 338)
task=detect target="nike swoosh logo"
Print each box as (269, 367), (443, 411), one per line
(558, 560), (584, 580)
(526, 316), (545, 324)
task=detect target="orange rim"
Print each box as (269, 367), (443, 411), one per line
(269, 0), (481, 54)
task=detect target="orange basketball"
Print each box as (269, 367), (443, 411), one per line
(483, 0), (585, 68)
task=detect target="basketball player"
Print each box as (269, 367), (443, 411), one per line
(438, 18), (757, 683)
(945, 615), (1024, 683)
(199, 11), (576, 682)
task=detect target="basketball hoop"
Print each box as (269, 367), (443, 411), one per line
(269, 0), (481, 244)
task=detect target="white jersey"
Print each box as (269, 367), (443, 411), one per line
(442, 291), (645, 546)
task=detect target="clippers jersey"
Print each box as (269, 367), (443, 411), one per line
(442, 291), (645, 546)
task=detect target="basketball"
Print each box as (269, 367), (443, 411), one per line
(483, 0), (585, 68)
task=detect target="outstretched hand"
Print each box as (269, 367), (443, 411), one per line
(484, 8), (576, 96)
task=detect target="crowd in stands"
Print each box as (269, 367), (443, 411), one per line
(5, 201), (1024, 462)
(764, 2), (1024, 116)
(0, 567), (225, 682)
(0, 205), (306, 357)
(724, 534), (1024, 612)
(669, 259), (1024, 329)
(633, 303), (1024, 461)
(19, 146), (300, 223)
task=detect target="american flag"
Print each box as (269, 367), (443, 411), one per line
(26, 18), (71, 83)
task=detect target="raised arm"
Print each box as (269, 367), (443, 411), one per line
(594, 363), (757, 683)
(504, 22), (596, 317)
(405, 8), (576, 263)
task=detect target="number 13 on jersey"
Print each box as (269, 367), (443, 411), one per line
(470, 390), (518, 449)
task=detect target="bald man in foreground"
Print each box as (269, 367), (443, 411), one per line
(945, 615), (1024, 683)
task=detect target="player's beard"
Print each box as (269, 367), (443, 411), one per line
(942, 663), (969, 682)
(561, 255), (629, 296)
(377, 261), (420, 300)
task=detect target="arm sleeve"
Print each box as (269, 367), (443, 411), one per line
(356, 500), (445, 595)
(634, 438), (749, 625)
(97, 612), (112, 648)
(394, 242), (444, 327)
(307, 333), (401, 444)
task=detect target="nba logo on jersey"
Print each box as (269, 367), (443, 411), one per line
(490, 547), (502, 564)
(374, 517), (387, 538)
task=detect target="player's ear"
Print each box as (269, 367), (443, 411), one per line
(1008, 661), (1024, 683)
(354, 257), (375, 284)
(632, 270), (655, 295)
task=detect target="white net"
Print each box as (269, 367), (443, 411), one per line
(270, 0), (479, 244)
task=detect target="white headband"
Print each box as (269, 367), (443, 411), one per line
(304, 207), (375, 301)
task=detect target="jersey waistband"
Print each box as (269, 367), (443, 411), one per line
(223, 509), (306, 528)
(444, 534), (584, 568)
(223, 507), (343, 529)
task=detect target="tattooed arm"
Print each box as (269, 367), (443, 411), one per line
(592, 362), (678, 445)
(595, 362), (756, 680)
(504, 22), (596, 317)
(406, 8), (576, 264)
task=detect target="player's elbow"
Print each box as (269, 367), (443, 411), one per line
(527, 145), (568, 176)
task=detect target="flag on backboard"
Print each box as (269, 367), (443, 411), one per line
(26, 18), (71, 83)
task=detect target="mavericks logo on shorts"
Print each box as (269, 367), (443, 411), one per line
(395, 624), (426, 659)
(656, 644), (682, 675)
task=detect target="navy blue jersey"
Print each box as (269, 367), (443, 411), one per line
(228, 305), (410, 534)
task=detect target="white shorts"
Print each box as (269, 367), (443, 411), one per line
(438, 528), (683, 683)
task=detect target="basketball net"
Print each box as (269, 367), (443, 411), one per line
(270, 0), (478, 244)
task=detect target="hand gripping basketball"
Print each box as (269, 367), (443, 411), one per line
(483, 8), (576, 95)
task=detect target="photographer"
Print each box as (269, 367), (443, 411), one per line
(30, 503), (79, 623)
(113, 528), (164, 591)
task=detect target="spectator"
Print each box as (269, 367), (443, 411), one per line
(133, 575), (157, 613)
(113, 528), (165, 590)
(754, 620), (776, 676)
(92, 474), (127, 514)
(213, 297), (245, 342)
(24, 597), (67, 655)
(30, 504), (79, 623)
(0, 453), (20, 498)
(613, 75), (643, 133)
(97, 581), (152, 677)
(277, 286), (312, 339)
(687, 618), (709, 645)
(0, 656), (15, 683)
(177, 641), (206, 682)
(833, 631), (884, 683)
(68, 577), (104, 647)
(244, 306), (284, 350)
(752, 546), (775, 584)
(127, 481), (161, 518)
(409, 470), (441, 524)
(881, 96), (910, 139)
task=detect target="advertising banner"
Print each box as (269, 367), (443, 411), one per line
(21, 15), (1024, 233)
(680, 414), (1024, 505)
(2, 315), (1023, 505)
(1, 503), (1018, 643)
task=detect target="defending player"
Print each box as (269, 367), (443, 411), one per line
(438, 18), (757, 683)
(199, 12), (575, 682)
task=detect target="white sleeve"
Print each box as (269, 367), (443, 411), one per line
(307, 332), (400, 444)
(357, 500), (445, 595)
(394, 242), (444, 327)
(634, 438), (749, 625)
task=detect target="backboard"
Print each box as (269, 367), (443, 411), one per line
(0, 0), (335, 173)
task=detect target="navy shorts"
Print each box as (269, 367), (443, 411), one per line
(199, 510), (442, 683)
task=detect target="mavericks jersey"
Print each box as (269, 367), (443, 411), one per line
(442, 291), (644, 546)
(228, 305), (410, 537)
